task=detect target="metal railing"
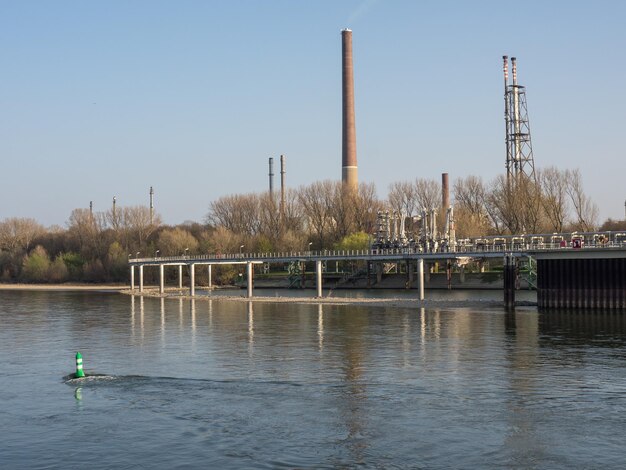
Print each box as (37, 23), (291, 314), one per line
(130, 236), (626, 264)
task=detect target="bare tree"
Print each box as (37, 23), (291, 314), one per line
(565, 169), (598, 232)
(413, 178), (440, 211)
(485, 175), (545, 234)
(538, 166), (569, 232)
(157, 228), (199, 256)
(258, 193), (282, 244)
(0, 218), (44, 253)
(353, 182), (381, 234)
(207, 193), (261, 236)
(67, 209), (109, 258)
(388, 181), (418, 217)
(453, 176), (492, 237)
(297, 180), (337, 247)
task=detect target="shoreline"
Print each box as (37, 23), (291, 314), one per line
(120, 288), (536, 309)
(0, 283), (536, 309)
(0, 283), (127, 292)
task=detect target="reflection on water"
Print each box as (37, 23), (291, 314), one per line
(1, 290), (625, 469)
(317, 303), (324, 352)
(247, 301), (254, 355)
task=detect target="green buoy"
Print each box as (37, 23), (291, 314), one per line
(75, 351), (85, 378)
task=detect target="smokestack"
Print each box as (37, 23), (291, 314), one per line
(341, 29), (358, 190)
(511, 56), (517, 85)
(442, 173), (450, 209)
(268, 157), (274, 197)
(504, 55), (510, 179)
(149, 186), (154, 224)
(89, 201), (93, 217)
(112, 196), (116, 217)
(280, 155), (286, 222)
(503, 55), (509, 84)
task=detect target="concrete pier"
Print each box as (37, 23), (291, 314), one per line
(316, 260), (323, 297)
(139, 265), (144, 293)
(246, 262), (253, 298)
(503, 255), (516, 310)
(159, 264), (164, 294)
(418, 258), (424, 300)
(190, 264), (195, 297)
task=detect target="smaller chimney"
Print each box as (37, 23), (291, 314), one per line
(442, 173), (450, 209)
(503, 55), (508, 84)
(280, 155), (286, 223)
(149, 186), (154, 224)
(269, 157), (274, 197)
(511, 57), (517, 85)
(89, 201), (93, 216)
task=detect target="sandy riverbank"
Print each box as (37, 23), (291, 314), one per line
(0, 283), (127, 292)
(0, 283), (536, 309)
(120, 288), (536, 309)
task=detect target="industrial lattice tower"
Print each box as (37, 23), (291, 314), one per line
(503, 56), (536, 183)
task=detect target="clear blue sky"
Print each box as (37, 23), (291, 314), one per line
(1, 0), (625, 226)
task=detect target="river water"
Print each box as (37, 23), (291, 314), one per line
(1, 290), (625, 469)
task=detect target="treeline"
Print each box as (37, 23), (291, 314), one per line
(0, 168), (623, 284)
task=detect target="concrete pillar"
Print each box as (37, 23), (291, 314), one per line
(418, 258), (424, 301)
(139, 265), (144, 293)
(504, 255), (516, 310)
(130, 265), (135, 291)
(178, 265), (183, 289)
(190, 264), (195, 297)
(246, 261), (253, 298)
(316, 260), (323, 297)
(407, 261), (414, 289)
(159, 264), (164, 294)
(207, 264), (212, 290)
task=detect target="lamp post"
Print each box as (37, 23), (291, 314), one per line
(308, 242), (313, 256)
(240, 245), (245, 258)
(155, 250), (160, 258)
(184, 248), (189, 258)
(136, 252), (140, 259)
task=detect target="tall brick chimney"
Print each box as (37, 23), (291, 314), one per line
(341, 29), (358, 190)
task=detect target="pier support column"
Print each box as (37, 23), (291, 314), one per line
(246, 261), (253, 298)
(316, 260), (323, 297)
(159, 264), (164, 295)
(207, 264), (212, 290)
(178, 265), (183, 289)
(376, 263), (382, 284)
(130, 265), (135, 291)
(190, 264), (195, 297)
(139, 265), (144, 293)
(407, 261), (414, 289)
(418, 258), (424, 301)
(504, 255), (516, 310)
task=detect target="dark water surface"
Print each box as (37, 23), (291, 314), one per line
(1, 290), (626, 469)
